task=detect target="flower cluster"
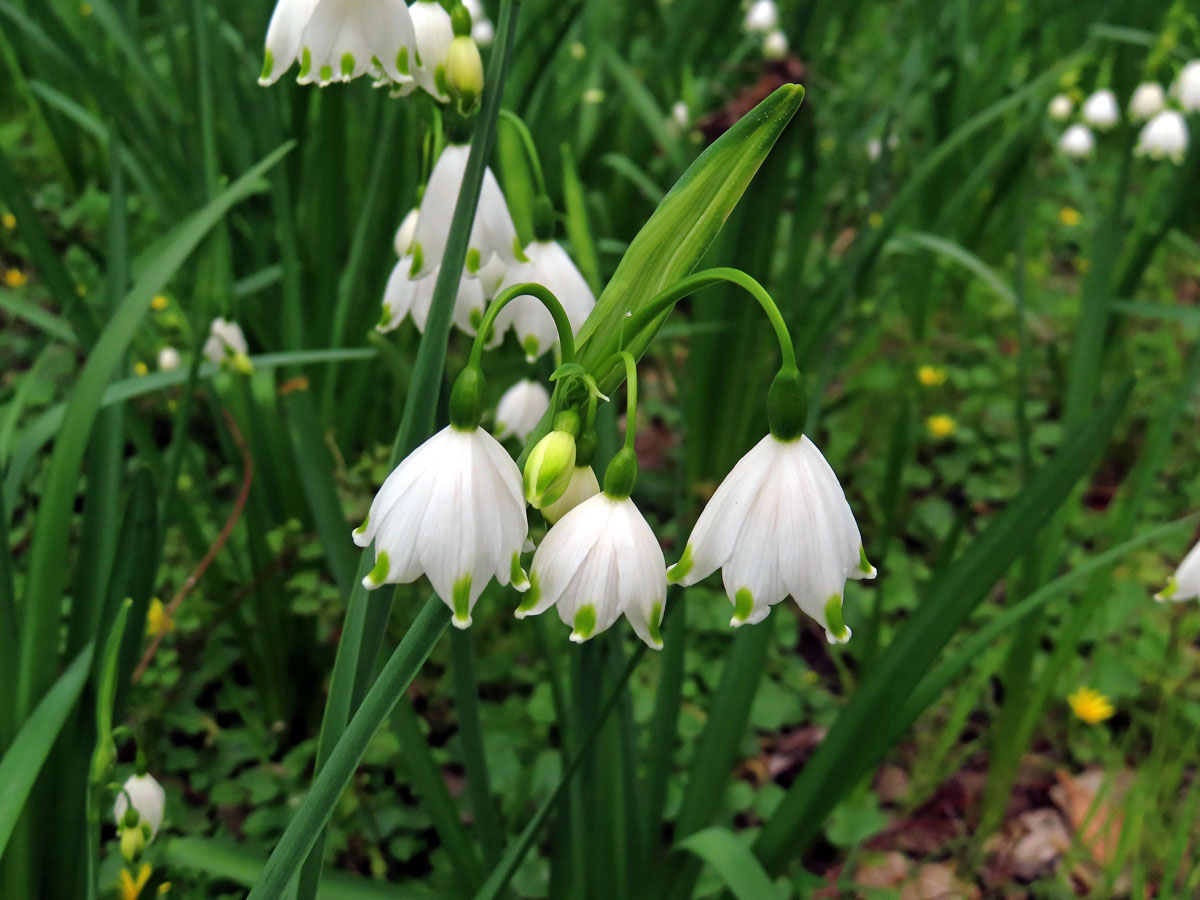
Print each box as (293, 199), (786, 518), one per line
(1049, 60), (1197, 164)
(743, 0), (789, 61)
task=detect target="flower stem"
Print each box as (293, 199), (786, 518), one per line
(602, 266), (797, 376)
(499, 109), (547, 197)
(468, 281), (577, 367)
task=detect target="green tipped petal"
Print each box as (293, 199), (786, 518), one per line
(858, 546), (876, 576)
(451, 575), (472, 627)
(647, 601), (664, 647)
(340, 52), (355, 77)
(298, 47), (313, 79)
(515, 571), (541, 616)
(570, 604), (597, 642)
(260, 50), (275, 82)
(353, 514), (369, 537)
(510, 552), (529, 591)
(319, 64), (333, 82)
(465, 247), (481, 273)
(667, 545), (694, 584)
(824, 594), (850, 643)
(1154, 576), (1178, 603)
(732, 588), (754, 625)
(363, 551), (390, 589)
(397, 46), (410, 75)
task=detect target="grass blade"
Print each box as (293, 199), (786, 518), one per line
(675, 827), (786, 900)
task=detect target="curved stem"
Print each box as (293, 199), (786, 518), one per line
(499, 109), (547, 196)
(607, 267), (797, 373)
(469, 282), (576, 367)
(604, 351), (638, 452)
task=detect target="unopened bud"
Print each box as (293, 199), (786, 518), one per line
(524, 415), (579, 508)
(446, 36), (484, 113)
(120, 824), (146, 863)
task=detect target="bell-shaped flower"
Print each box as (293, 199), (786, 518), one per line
(377, 257), (488, 338)
(1173, 59), (1200, 112)
(1048, 93), (1073, 121)
(404, 0), (454, 102)
(668, 434), (875, 643)
(353, 425), (529, 627)
(114, 773), (166, 841)
(1136, 109), (1189, 163)
(157, 346), (182, 372)
(541, 465), (600, 524)
(1058, 123), (1095, 159)
(495, 379), (550, 442)
(518, 492), (666, 648)
(1081, 89), (1119, 130)
(1128, 82), (1165, 121)
(763, 29), (789, 59)
(259, 0), (418, 87)
(744, 0), (778, 34)
(493, 241), (595, 360)
(1156, 539), (1200, 603)
(410, 144), (520, 281)
(203, 318), (252, 373)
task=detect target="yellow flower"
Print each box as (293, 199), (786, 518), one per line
(4, 268), (27, 288)
(926, 414), (957, 439)
(1068, 686), (1114, 724)
(151, 294), (169, 310)
(133, 361), (149, 377)
(1059, 206), (1081, 227)
(146, 598), (174, 636)
(917, 365), (947, 387)
(119, 863), (152, 900)
(1, 212), (15, 229)
(868, 211), (883, 228)
(80, 1), (93, 14)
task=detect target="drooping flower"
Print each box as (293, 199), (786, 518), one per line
(1081, 89), (1119, 130)
(1155, 539), (1200, 602)
(541, 465), (601, 524)
(668, 434), (875, 642)
(1128, 82), (1166, 121)
(402, 1), (454, 102)
(493, 241), (595, 359)
(495, 379), (551, 442)
(409, 144), (520, 280)
(671, 101), (690, 129)
(461, 0), (493, 45)
(394, 208), (419, 257)
(1067, 686), (1115, 725)
(744, 0), (778, 34)
(377, 257), (488, 337)
(763, 29), (788, 59)
(157, 347), (182, 372)
(1048, 93), (1073, 121)
(1173, 59), (1200, 112)
(1135, 110), (1189, 163)
(1058, 123), (1095, 159)
(518, 491), (667, 649)
(353, 425), (529, 626)
(114, 773), (166, 840)
(259, 0), (418, 88)
(203, 318), (252, 372)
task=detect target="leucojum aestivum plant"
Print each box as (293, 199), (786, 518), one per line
(7, 0), (1200, 899)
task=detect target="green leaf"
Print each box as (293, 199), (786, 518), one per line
(165, 838), (439, 900)
(576, 84), (805, 391)
(753, 380), (1133, 872)
(675, 828), (788, 900)
(0, 646), (94, 860)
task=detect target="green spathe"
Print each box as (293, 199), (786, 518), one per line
(576, 84), (805, 393)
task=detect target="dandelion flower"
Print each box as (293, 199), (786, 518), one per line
(1068, 686), (1114, 724)
(926, 414), (957, 439)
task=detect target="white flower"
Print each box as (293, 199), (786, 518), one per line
(203, 317), (248, 365)
(671, 101), (690, 129)
(1081, 89), (1119, 130)
(476, 254), (509, 299)
(1173, 59), (1200, 112)
(518, 493), (666, 648)
(763, 29), (788, 59)
(259, 0), (418, 87)
(1058, 123), (1095, 159)
(866, 134), (898, 161)
(157, 346), (182, 372)
(407, 1), (454, 101)
(1135, 110), (1189, 163)
(114, 773), (166, 840)
(744, 0), (777, 33)
(353, 425), (529, 627)
(541, 465), (601, 524)
(410, 144), (519, 280)
(1128, 82), (1165, 121)
(1048, 93), (1073, 121)
(495, 379), (550, 442)
(494, 241), (595, 360)
(1156, 539), (1200, 603)
(394, 207), (419, 257)
(377, 257), (489, 338)
(668, 434), (875, 643)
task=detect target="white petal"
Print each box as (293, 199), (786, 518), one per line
(409, 0), (453, 101)
(495, 379), (551, 442)
(1160, 539), (1200, 602)
(260, 0), (321, 85)
(614, 500), (667, 649)
(113, 774), (166, 839)
(522, 495), (606, 619)
(470, 167), (520, 271)
(411, 144), (470, 277)
(377, 256), (418, 332)
(541, 465), (600, 524)
(493, 241), (594, 359)
(394, 208), (419, 257)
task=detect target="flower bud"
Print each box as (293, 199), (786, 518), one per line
(446, 36), (484, 113)
(524, 416), (579, 508)
(120, 823), (146, 863)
